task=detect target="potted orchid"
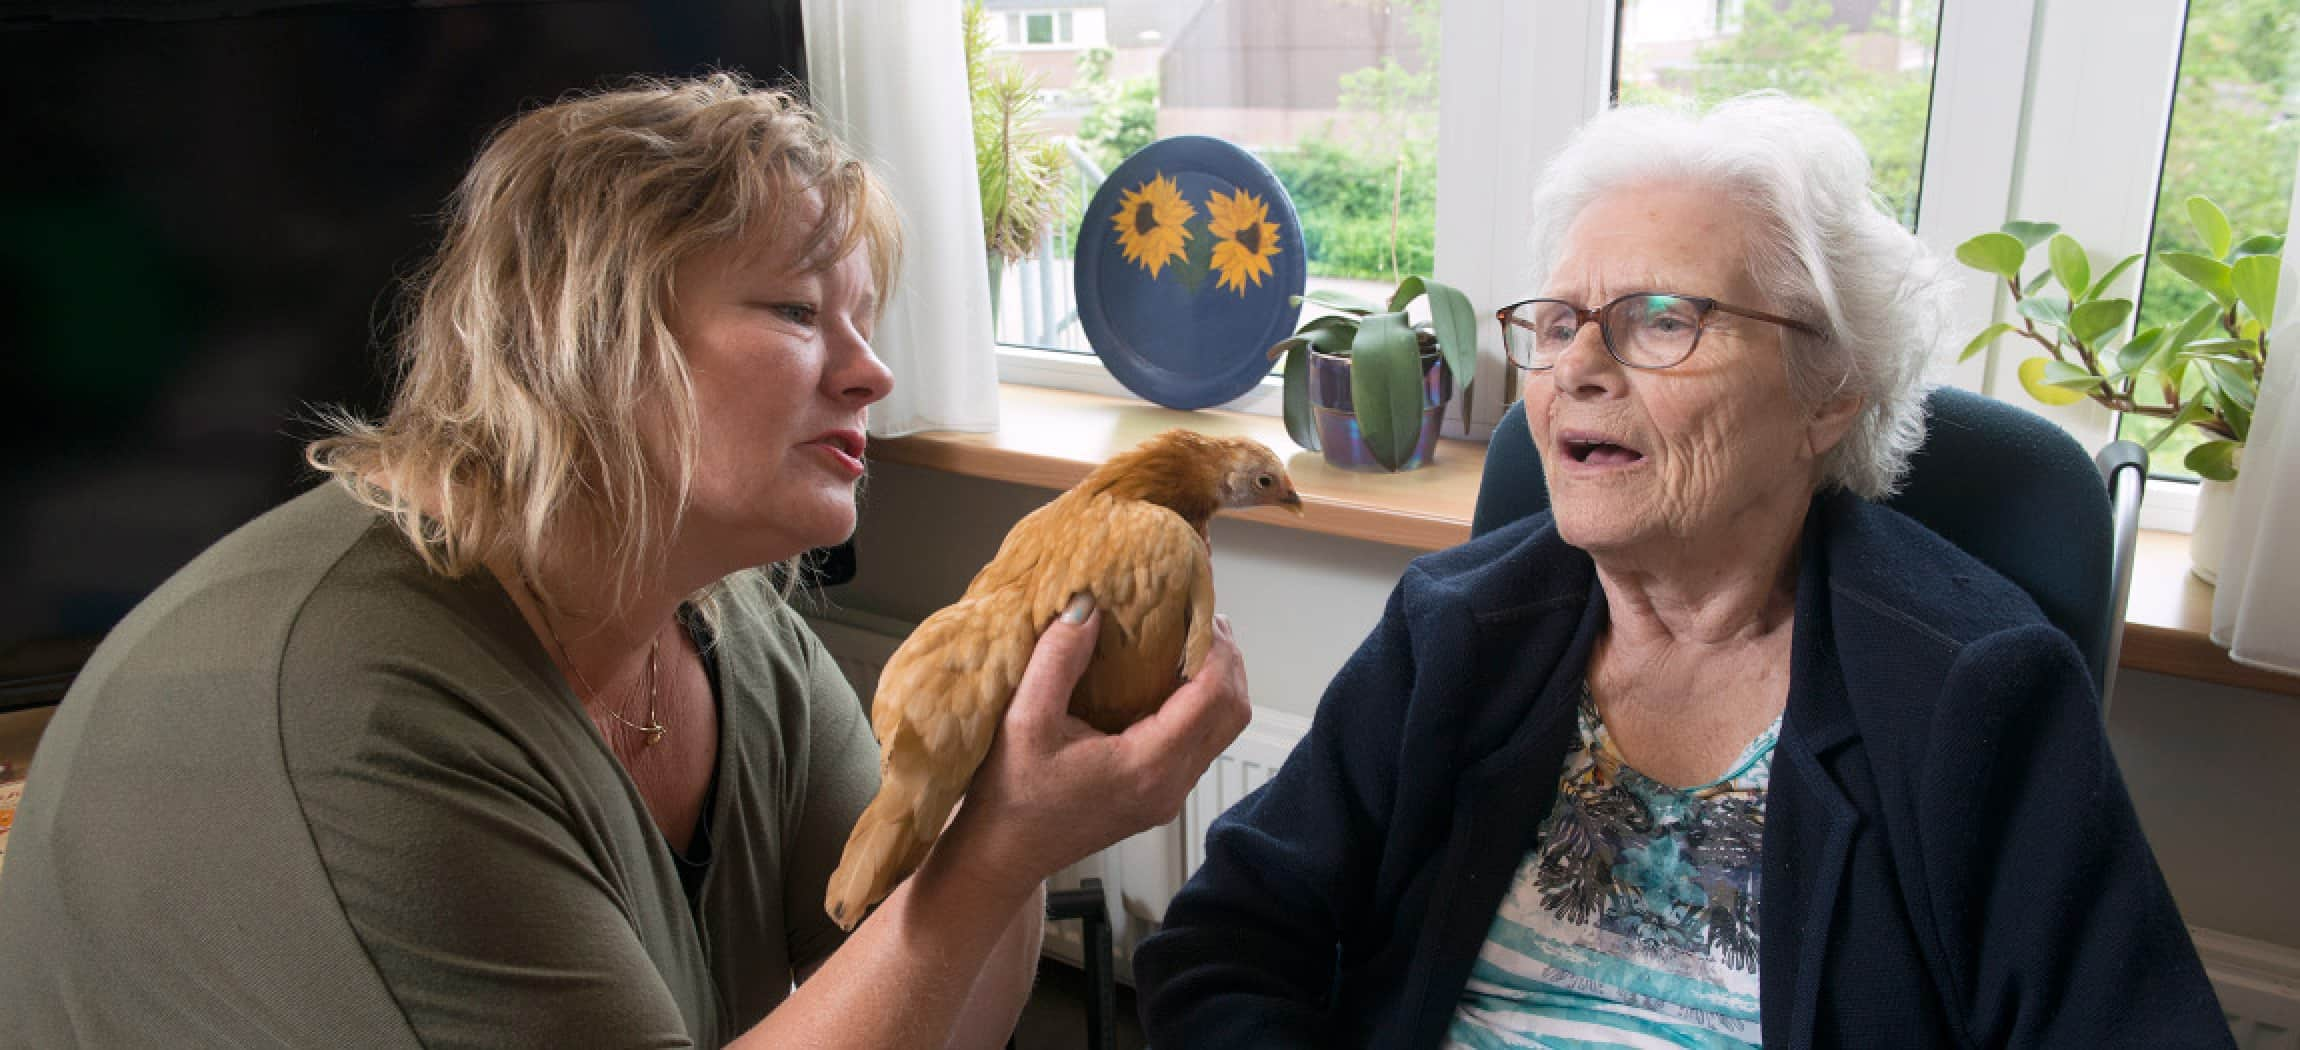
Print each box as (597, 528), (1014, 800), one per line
(1266, 276), (1477, 472)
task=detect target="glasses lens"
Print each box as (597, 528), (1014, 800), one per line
(1504, 301), (1582, 369)
(1606, 294), (1703, 367)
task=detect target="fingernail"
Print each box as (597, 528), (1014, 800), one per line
(1061, 593), (1095, 624)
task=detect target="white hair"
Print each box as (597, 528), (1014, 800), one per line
(1524, 93), (1956, 500)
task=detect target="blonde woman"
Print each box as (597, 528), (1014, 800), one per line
(0, 76), (1250, 1049)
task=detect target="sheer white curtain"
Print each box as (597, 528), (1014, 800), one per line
(803, 0), (1000, 438)
(2209, 152), (2300, 678)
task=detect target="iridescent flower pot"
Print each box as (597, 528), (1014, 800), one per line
(1307, 348), (1454, 472)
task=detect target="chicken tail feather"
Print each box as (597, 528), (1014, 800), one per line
(823, 782), (941, 931)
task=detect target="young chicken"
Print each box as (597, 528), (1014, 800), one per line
(824, 430), (1303, 930)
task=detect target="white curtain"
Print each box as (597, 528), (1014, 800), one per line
(2209, 152), (2300, 678)
(803, 0), (1001, 438)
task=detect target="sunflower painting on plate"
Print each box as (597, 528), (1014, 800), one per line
(1111, 173), (1195, 278)
(1206, 187), (1281, 294)
(1074, 136), (1306, 412)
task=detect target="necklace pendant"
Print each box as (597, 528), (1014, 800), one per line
(641, 723), (667, 747)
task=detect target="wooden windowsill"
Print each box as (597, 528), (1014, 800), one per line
(874, 384), (2296, 697)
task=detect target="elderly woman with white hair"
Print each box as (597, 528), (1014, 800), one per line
(1134, 96), (2228, 1049)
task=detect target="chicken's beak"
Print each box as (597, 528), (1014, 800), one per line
(1278, 487), (1305, 515)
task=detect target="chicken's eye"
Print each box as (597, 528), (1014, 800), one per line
(1255, 475), (1274, 489)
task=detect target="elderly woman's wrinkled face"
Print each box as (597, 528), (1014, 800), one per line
(670, 202), (894, 567)
(1526, 182), (1854, 558)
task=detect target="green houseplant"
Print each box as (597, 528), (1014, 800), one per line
(1266, 277), (1477, 471)
(963, 0), (1068, 316)
(1955, 195), (2279, 482)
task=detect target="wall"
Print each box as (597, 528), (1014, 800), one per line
(827, 460), (2300, 954)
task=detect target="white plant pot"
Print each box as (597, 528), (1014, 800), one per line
(2190, 476), (2237, 586)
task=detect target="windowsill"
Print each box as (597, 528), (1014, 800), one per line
(873, 384), (2296, 698)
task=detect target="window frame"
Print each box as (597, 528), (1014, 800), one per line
(984, 0), (2282, 531)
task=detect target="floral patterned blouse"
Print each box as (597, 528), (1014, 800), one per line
(1445, 683), (1780, 1049)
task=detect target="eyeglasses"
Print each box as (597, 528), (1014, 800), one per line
(1496, 293), (1823, 371)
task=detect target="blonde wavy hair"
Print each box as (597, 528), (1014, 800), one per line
(309, 74), (902, 615)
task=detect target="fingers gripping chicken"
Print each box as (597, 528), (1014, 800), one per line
(824, 430), (1302, 929)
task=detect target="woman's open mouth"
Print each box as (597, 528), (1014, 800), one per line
(1559, 431), (1646, 469)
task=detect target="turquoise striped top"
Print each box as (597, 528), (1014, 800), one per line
(1444, 684), (1779, 1049)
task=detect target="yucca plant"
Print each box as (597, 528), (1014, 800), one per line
(1957, 195), (2278, 481)
(963, 0), (1068, 310)
(1265, 277), (1477, 471)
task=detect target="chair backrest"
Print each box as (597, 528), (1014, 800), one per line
(1472, 387), (2116, 691)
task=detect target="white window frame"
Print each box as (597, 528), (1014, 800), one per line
(987, 0), (2280, 532)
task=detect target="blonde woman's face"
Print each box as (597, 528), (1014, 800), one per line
(670, 214), (893, 568)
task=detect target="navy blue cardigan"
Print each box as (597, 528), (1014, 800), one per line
(1135, 492), (2230, 1049)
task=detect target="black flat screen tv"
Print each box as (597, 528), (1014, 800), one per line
(0, 0), (808, 708)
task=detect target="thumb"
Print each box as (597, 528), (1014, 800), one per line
(1010, 592), (1101, 731)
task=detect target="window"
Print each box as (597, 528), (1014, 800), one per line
(971, 0), (1441, 408)
(1614, 0), (1944, 229)
(1027, 13), (1055, 45)
(2117, 2), (2297, 480)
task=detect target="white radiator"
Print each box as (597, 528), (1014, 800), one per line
(804, 612), (2300, 1032)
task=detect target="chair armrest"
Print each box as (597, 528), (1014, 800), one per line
(2095, 441), (2149, 717)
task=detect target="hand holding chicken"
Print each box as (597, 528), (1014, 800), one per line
(824, 430), (1301, 929)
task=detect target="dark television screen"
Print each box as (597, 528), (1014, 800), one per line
(0, 0), (808, 704)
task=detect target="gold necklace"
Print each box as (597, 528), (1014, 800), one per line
(524, 582), (667, 747)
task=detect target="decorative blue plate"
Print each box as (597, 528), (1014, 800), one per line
(1074, 136), (1307, 410)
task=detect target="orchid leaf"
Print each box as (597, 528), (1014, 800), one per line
(1417, 278), (1480, 399)
(1293, 288), (1381, 315)
(1349, 310), (1425, 471)
(1279, 341), (1319, 450)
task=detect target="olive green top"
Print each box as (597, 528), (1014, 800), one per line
(0, 484), (879, 1048)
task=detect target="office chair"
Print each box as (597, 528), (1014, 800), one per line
(1472, 387), (2147, 715)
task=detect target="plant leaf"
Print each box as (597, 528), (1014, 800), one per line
(2015, 297), (2069, 328)
(2017, 357), (2090, 406)
(2086, 253), (2144, 300)
(2040, 360), (2107, 390)
(2067, 299), (2132, 346)
(1386, 275), (1425, 314)
(2156, 303), (2225, 372)
(2160, 251), (2236, 306)
(2232, 254), (2279, 328)
(2187, 196), (2233, 259)
(2185, 440), (2240, 482)
(1956, 232), (2026, 283)
(1280, 341), (1319, 451)
(1295, 288), (1381, 315)
(2024, 269), (2054, 296)
(2115, 325), (2165, 376)
(2144, 401), (2214, 452)
(2048, 234), (2091, 299)
(1960, 322), (2014, 363)
(2206, 360), (2257, 414)
(1348, 310), (1425, 471)
(2234, 234), (2285, 257)
(2000, 220), (2060, 250)
(1418, 278), (1480, 399)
